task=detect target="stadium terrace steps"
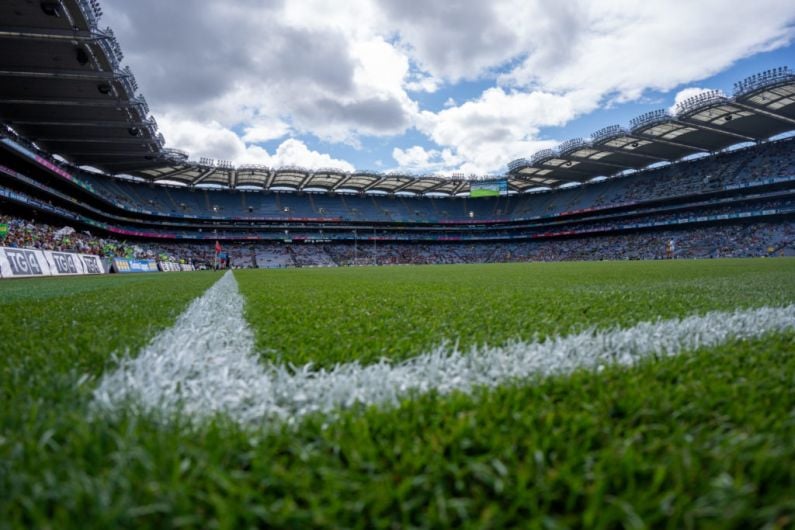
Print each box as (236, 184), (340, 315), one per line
(73, 153), (792, 224)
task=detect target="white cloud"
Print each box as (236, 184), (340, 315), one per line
(287, 36), (419, 142)
(103, 0), (417, 145)
(376, 0), (522, 82)
(241, 119), (292, 144)
(391, 146), (469, 175)
(392, 146), (440, 169)
(402, 0), (795, 173)
(158, 118), (247, 163)
(264, 139), (355, 171)
(352, 37), (409, 96)
(102, 0), (795, 176)
(404, 78), (439, 93)
(500, 0), (795, 103)
(404, 72), (440, 93)
(412, 88), (580, 174)
(158, 116), (353, 171)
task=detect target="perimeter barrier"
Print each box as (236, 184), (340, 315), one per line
(0, 247), (106, 278)
(110, 258), (158, 273)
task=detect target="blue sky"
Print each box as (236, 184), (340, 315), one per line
(283, 44), (795, 174)
(548, 47), (795, 140)
(103, 0), (795, 177)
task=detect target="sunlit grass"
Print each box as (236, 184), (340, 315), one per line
(1, 259), (794, 528)
(236, 259), (795, 367)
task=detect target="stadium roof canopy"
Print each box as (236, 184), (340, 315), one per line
(0, 0), (184, 169)
(0, 1), (794, 196)
(508, 67), (795, 186)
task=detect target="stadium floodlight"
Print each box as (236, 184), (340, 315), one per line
(354, 170), (383, 177)
(105, 28), (124, 63)
(132, 96), (150, 116)
(733, 66), (794, 97)
(279, 165), (310, 174)
(507, 158), (530, 172)
(142, 119), (157, 139)
(121, 66), (139, 93)
(162, 148), (189, 162)
(76, 0), (103, 29)
(315, 167), (349, 175)
(557, 138), (590, 156)
(94, 28), (123, 70)
(674, 89), (727, 117)
(590, 124), (627, 144)
(629, 109), (672, 131)
(531, 149), (557, 165)
(238, 164), (271, 172)
(90, 0), (102, 18)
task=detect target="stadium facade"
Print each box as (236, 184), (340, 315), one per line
(0, 0), (794, 270)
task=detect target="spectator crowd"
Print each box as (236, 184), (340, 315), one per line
(2, 213), (792, 272)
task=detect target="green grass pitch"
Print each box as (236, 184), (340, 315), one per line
(1, 259), (794, 528)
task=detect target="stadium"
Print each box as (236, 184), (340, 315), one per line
(1, 0), (794, 528)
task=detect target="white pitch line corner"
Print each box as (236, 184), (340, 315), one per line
(92, 271), (795, 427)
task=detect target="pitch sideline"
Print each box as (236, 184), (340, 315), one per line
(92, 270), (795, 426)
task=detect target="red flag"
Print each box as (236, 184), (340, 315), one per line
(215, 240), (221, 254)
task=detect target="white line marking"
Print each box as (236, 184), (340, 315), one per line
(93, 271), (795, 426)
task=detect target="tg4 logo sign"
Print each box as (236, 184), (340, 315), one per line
(4, 248), (46, 276)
